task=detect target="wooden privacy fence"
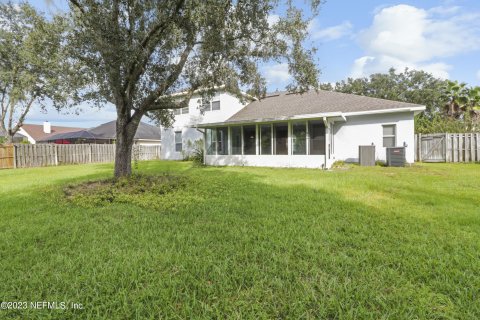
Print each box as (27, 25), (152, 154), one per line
(0, 145), (15, 169)
(12, 144), (161, 169)
(415, 133), (480, 163)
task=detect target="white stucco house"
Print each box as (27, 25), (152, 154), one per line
(160, 89), (253, 160)
(162, 89), (425, 169)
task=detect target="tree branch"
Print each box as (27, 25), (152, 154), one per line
(138, 41), (194, 113)
(123, 0), (186, 96)
(10, 95), (36, 135)
(68, 0), (85, 14)
(0, 85), (8, 124)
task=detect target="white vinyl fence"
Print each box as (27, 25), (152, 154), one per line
(13, 144), (161, 168)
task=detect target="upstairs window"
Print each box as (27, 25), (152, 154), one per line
(383, 124), (396, 147)
(173, 106), (188, 115)
(211, 101), (221, 111)
(174, 131), (182, 152)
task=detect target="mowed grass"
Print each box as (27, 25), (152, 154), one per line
(0, 161), (479, 319)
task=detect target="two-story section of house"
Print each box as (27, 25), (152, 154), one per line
(160, 89), (254, 160)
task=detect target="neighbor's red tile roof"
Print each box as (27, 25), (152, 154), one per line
(21, 124), (85, 142)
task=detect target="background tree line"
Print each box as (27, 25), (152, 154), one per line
(320, 68), (480, 134)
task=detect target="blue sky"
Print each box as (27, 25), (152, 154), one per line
(19, 0), (480, 127)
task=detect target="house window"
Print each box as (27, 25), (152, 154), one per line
(231, 126), (242, 155)
(292, 122), (307, 155)
(217, 127), (228, 155)
(174, 131), (182, 152)
(383, 124), (396, 147)
(172, 106), (189, 115)
(211, 101), (220, 111)
(274, 123), (288, 155)
(309, 121), (325, 155)
(260, 124), (272, 155)
(202, 99), (211, 112)
(243, 125), (256, 155)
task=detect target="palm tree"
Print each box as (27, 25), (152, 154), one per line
(442, 80), (469, 119)
(466, 87), (480, 130)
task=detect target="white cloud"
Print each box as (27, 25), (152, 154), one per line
(263, 63), (291, 89)
(428, 5), (461, 16)
(351, 56), (451, 79)
(351, 4), (480, 79)
(309, 20), (352, 41)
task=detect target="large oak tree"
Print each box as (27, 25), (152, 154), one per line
(67, 0), (321, 177)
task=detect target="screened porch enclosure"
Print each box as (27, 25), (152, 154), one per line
(204, 120), (326, 157)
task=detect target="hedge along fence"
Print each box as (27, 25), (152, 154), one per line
(415, 133), (480, 163)
(13, 144), (161, 169)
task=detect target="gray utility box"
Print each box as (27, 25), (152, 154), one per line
(359, 145), (375, 166)
(386, 147), (406, 167)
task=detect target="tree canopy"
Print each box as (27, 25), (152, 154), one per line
(67, 0), (322, 177)
(321, 68), (480, 133)
(0, 2), (69, 142)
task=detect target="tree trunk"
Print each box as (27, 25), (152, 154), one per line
(114, 116), (139, 178)
(6, 134), (13, 144)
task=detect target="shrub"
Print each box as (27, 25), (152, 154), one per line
(182, 139), (204, 166)
(64, 174), (189, 209)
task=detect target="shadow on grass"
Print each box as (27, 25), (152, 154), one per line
(0, 162), (479, 319)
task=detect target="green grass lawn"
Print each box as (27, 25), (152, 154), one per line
(1, 161), (479, 319)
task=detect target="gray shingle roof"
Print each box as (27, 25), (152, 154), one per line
(225, 90), (425, 123)
(39, 120), (161, 142)
(89, 120), (161, 140)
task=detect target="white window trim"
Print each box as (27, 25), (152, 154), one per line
(382, 124), (397, 147)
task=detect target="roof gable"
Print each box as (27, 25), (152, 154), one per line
(21, 124), (85, 141)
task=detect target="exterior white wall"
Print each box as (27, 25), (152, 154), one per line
(17, 127), (36, 144)
(161, 91), (248, 160)
(205, 155), (326, 169)
(333, 111), (415, 163)
(134, 139), (161, 146)
(204, 111), (416, 169)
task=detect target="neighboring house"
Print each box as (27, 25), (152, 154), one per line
(0, 127), (27, 143)
(18, 122), (85, 144)
(39, 120), (161, 146)
(160, 89), (254, 160)
(192, 90), (425, 169)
